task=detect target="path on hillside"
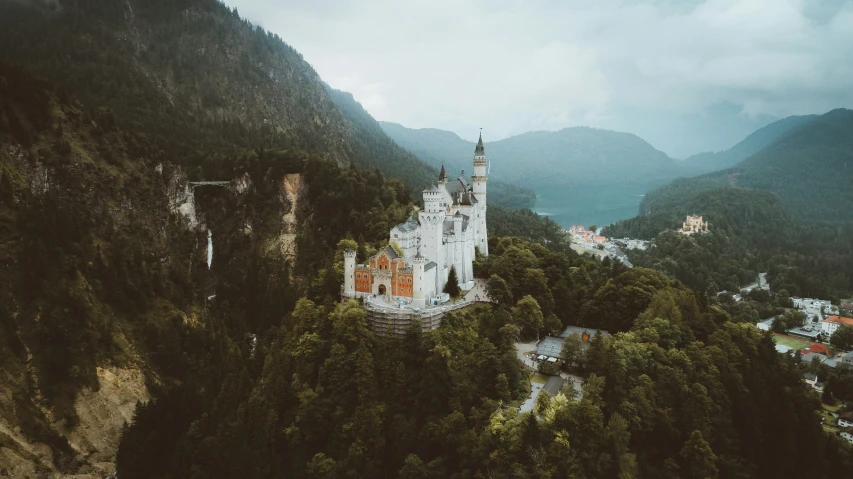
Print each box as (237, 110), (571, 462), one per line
(741, 272), (769, 293)
(463, 278), (489, 303)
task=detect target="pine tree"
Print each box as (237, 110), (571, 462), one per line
(444, 266), (461, 298)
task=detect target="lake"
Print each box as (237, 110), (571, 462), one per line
(531, 184), (656, 229)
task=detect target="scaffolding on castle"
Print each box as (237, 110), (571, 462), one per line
(341, 291), (475, 338)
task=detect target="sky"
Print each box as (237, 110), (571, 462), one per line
(226, 0), (853, 158)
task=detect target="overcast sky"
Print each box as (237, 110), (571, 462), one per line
(226, 0), (853, 158)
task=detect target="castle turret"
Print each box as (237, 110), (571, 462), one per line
(471, 131), (489, 256)
(343, 249), (356, 296)
(412, 254), (427, 307)
(419, 185), (446, 293)
(438, 164), (448, 184)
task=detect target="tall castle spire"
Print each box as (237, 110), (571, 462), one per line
(474, 130), (485, 156)
(438, 163), (448, 183)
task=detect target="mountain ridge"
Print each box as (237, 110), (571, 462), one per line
(683, 114), (819, 174)
(381, 121), (684, 188)
(640, 108), (853, 222)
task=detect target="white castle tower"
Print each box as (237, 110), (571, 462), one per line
(472, 131), (489, 256)
(343, 248), (356, 296)
(412, 254), (428, 307)
(419, 185), (447, 293)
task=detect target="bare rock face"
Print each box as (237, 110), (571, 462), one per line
(0, 366), (149, 478)
(66, 367), (150, 469)
(266, 173), (304, 262)
(166, 167), (201, 230)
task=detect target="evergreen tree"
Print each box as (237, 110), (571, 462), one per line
(444, 266), (461, 297)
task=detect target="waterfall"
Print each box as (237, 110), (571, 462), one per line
(207, 229), (213, 269)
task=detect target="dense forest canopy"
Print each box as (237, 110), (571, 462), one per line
(117, 233), (853, 478)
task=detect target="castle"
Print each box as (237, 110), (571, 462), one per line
(679, 215), (709, 235)
(343, 132), (489, 307)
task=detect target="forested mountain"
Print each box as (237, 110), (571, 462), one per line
(605, 110), (853, 300)
(381, 121), (684, 188)
(0, 61), (419, 475)
(683, 114), (818, 174)
(641, 109), (853, 222)
(0, 0), (441, 196)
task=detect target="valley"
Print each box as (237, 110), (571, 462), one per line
(531, 183), (655, 229)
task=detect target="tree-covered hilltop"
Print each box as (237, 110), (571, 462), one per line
(0, 0), (447, 201)
(0, 62), (418, 474)
(641, 109), (853, 223)
(683, 113), (818, 175)
(117, 234), (853, 478)
(605, 186), (853, 300)
(381, 121), (685, 188)
(604, 108), (853, 300)
(0, 0), (534, 209)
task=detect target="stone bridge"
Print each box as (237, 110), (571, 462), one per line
(189, 181), (230, 187)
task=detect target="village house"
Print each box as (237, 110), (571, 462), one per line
(842, 351), (853, 369)
(840, 427), (853, 444)
(821, 315), (853, 339)
(838, 412), (853, 428)
(535, 326), (611, 361)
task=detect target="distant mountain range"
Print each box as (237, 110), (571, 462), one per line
(640, 108), (853, 223)
(683, 114), (819, 175)
(381, 122), (685, 189)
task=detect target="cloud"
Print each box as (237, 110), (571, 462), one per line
(225, 0), (853, 157)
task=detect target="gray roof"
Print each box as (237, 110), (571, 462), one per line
(444, 178), (466, 195)
(800, 352), (828, 364)
(383, 246), (399, 259)
(543, 376), (563, 396)
(560, 326), (610, 339)
(787, 327), (821, 339)
(804, 372), (817, 381)
(824, 359), (839, 368)
(443, 178), (478, 206)
(536, 336), (565, 358)
(443, 219), (454, 235)
(843, 351), (853, 359)
(394, 216), (420, 232)
(424, 261), (437, 272)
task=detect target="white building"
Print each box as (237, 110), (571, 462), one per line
(343, 133), (489, 306)
(821, 315), (853, 339)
